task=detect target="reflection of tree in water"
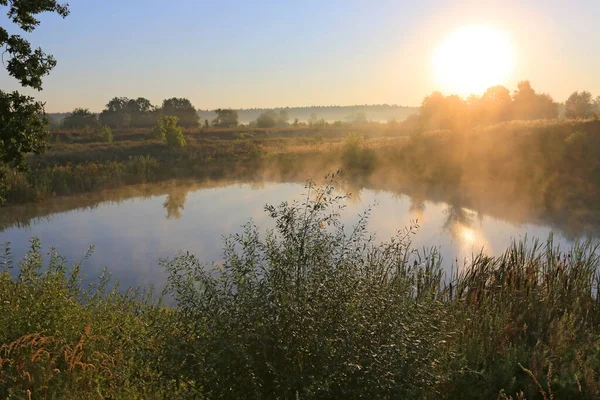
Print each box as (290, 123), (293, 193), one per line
(250, 180), (266, 191)
(338, 180), (364, 205)
(443, 202), (474, 234)
(163, 188), (188, 220)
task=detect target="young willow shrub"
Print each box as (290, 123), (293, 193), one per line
(161, 173), (451, 399)
(151, 116), (186, 147)
(97, 125), (113, 143)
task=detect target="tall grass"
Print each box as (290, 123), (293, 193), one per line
(1, 176), (600, 398)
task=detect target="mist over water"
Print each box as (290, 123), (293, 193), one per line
(0, 179), (579, 292)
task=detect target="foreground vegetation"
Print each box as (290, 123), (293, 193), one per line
(1, 178), (600, 399)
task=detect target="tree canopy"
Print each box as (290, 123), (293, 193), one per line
(63, 108), (99, 130)
(161, 98), (199, 128)
(565, 91), (594, 119)
(0, 1), (70, 170)
(99, 97), (158, 128)
(212, 109), (239, 128)
(414, 81), (559, 131)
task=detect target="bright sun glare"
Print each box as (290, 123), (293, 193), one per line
(433, 25), (515, 96)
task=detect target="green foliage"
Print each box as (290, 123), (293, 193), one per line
(341, 132), (376, 173)
(0, 91), (50, 170)
(161, 97), (198, 128)
(62, 108), (99, 130)
(99, 96), (158, 128)
(2, 181), (600, 398)
(565, 91), (594, 119)
(212, 108), (239, 128)
(151, 116), (186, 147)
(162, 116), (186, 148)
(161, 175), (449, 398)
(0, 1), (69, 168)
(97, 125), (113, 143)
(150, 123), (165, 141)
(256, 109), (290, 128)
(0, 238), (178, 399)
(565, 130), (586, 144)
(442, 237), (600, 399)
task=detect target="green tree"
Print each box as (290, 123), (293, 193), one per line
(278, 108), (289, 125)
(256, 110), (289, 128)
(97, 125), (113, 143)
(256, 110), (279, 128)
(62, 108), (99, 130)
(154, 116), (186, 147)
(212, 108), (239, 128)
(565, 91), (594, 119)
(0, 1), (70, 172)
(161, 98), (199, 128)
(99, 97), (157, 128)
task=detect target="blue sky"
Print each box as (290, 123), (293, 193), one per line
(1, 0), (599, 112)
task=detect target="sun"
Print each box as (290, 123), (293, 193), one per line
(433, 25), (515, 96)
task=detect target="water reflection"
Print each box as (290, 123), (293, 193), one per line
(163, 188), (188, 220)
(0, 177), (591, 292)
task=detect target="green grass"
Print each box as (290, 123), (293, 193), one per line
(1, 177), (600, 399)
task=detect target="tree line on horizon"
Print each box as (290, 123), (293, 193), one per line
(405, 81), (600, 131)
(59, 82), (600, 131)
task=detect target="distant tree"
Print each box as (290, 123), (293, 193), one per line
(346, 112), (368, 125)
(278, 109), (289, 125)
(62, 108), (99, 130)
(293, 118), (299, 127)
(565, 91), (594, 119)
(212, 109), (239, 128)
(99, 97), (157, 128)
(161, 98), (199, 128)
(419, 92), (468, 130)
(512, 81), (558, 120)
(473, 85), (512, 124)
(204, 119), (210, 129)
(256, 110), (279, 128)
(0, 1), (70, 173)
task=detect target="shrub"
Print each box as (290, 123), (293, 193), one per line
(97, 125), (113, 143)
(341, 132), (377, 173)
(0, 239), (175, 398)
(152, 116), (186, 147)
(161, 175), (449, 398)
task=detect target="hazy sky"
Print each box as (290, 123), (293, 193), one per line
(1, 0), (598, 112)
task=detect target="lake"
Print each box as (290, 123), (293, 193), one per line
(0, 178), (585, 292)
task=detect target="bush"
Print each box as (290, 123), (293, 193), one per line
(97, 125), (113, 143)
(161, 175), (449, 398)
(0, 239), (176, 398)
(341, 132), (377, 173)
(152, 116), (186, 147)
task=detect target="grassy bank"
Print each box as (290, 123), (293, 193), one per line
(4, 119), (600, 237)
(2, 179), (600, 399)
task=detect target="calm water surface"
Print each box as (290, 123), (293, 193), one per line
(0, 180), (581, 291)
